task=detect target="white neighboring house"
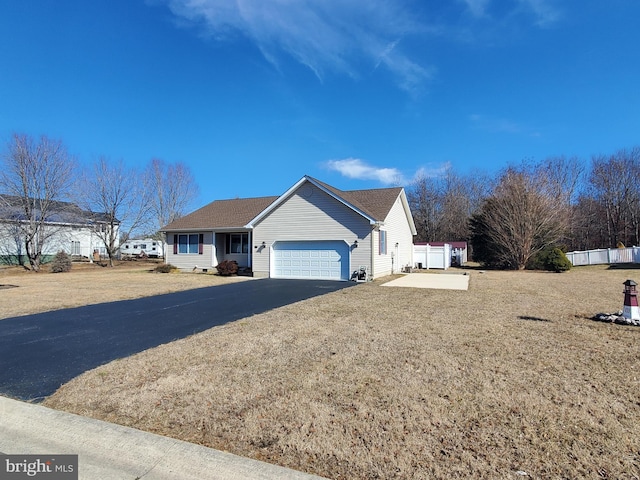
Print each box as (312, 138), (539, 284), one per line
(120, 238), (164, 258)
(0, 195), (120, 264)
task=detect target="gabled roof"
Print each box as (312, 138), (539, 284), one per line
(0, 195), (118, 225)
(162, 196), (279, 231)
(308, 177), (402, 223)
(286, 176), (415, 235)
(162, 175), (415, 233)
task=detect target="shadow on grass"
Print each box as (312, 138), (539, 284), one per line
(518, 315), (552, 322)
(607, 263), (640, 270)
(0, 278), (354, 402)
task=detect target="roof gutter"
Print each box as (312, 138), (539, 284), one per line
(162, 227), (253, 233)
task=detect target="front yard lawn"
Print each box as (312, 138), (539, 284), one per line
(43, 265), (640, 479)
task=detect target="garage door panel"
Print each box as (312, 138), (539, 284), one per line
(273, 241), (349, 280)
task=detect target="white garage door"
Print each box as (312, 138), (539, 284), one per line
(272, 241), (350, 280)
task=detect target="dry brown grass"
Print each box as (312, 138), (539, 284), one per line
(0, 261), (249, 320)
(43, 265), (640, 479)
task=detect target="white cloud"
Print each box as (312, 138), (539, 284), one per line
(460, 0), (561, 27)
(155, 0), (563, 95)
(325, 158), (454, 186)
(413, 162), (452, 180)
(522, 0), (561, 27)
(158, 0), (432, 94)
(462, 0), (491, 18)
(325, 158), (404, 185)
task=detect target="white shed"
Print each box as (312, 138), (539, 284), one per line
(413, 243), (452, 270)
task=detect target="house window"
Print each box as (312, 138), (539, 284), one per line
(178, 234), (199, 254)
(379, 230), (387, 255)
(226, 233), (249, 254)
(71, 241), (81, 256)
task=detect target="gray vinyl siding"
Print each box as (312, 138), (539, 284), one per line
(252, 182), (372, 278)
(373, 194), (415, 277)
(165, 231), (214, 271)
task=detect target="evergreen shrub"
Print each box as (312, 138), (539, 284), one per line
(545, 248), (572, 272)
(529, 247), (572, 272)
(50, 251), (72, 273)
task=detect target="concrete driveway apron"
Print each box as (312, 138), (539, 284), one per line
(0, 278), (354, 401)
(381, 272), (469, 290)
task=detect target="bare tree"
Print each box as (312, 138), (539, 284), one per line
(569, 194), (608, 250)
(470, 165), (569, 270)
(538, 155), (584, 204)
(587, 147), (640, 247)
(408, 167), (490, 243)
(78, 157), (150, 267)
(0, 133), (75, 271)
(408, 174), (443, 243)
(440, 169), (490, 241)
(145, 158), (199, 235)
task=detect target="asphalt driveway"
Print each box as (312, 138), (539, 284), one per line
(0, 279), (354, 402)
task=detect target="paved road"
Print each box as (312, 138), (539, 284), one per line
(0, 279), (354, 402)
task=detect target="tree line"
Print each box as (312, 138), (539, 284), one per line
(3, 132), (637, 272)
(408, 147), (640, 270)
(0, 133), (198, 270)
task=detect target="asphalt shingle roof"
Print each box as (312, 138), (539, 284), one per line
(0, 195), (117, 224)
(162, 196), (279, 231)
(161, 177), (403, 231)
(308, 176), (402, 222)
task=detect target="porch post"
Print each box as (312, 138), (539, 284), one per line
(211, 231), (217, 267)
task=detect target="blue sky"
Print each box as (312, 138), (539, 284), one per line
(1, 1), (639, 206)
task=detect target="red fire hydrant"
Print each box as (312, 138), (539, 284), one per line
(622, 279), (639, 320)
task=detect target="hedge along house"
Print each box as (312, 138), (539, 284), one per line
(162, 176), (417, 280)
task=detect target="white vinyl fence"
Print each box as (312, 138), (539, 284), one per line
(565, 247), (640, 266)
(413, 244), (452, 270)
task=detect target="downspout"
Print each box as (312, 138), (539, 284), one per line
(370, 222), (384, 280)
(370, 228), (375, 280)
(392, 242), (398, 274)
(89, 229), (94, 263)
